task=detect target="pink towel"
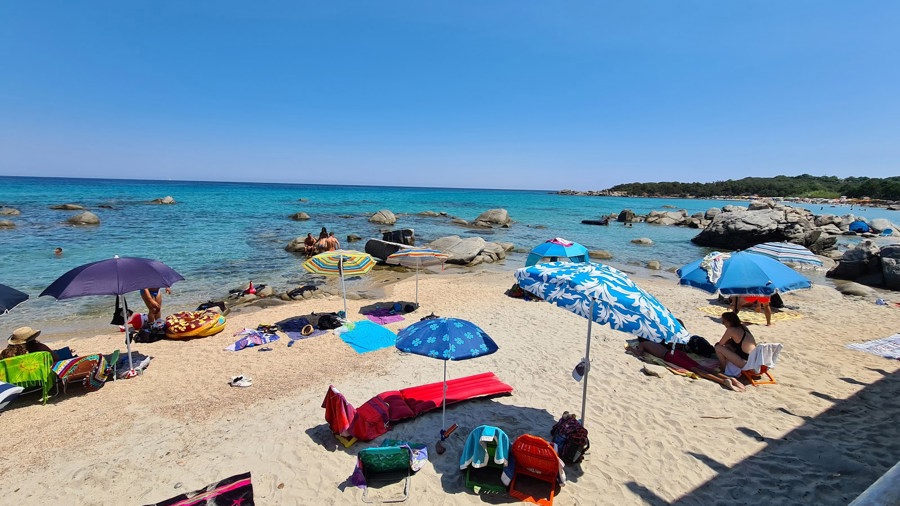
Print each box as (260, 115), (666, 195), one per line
(366, 313), (405, 325)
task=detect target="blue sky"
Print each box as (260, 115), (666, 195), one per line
(1, 2), (897, 190)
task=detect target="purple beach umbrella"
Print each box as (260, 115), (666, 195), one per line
(40, 256), (184, 374)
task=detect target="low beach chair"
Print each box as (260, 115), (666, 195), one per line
(460, 425), (510, 494)
(741, 343), (783, 386)
(52, 354), (106, 393)
(0, 351), (55, 404)
(358, 446), (412, 503)
(507, 434), (562, 506)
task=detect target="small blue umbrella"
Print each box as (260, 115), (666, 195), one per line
(395, 317), (499, 434)
(0, 283), (29, 314)
(525, 238), (589, 267)
(515, 262), (689, 425)
(849, 220), (870, 233)
(677, 251), (811, 296)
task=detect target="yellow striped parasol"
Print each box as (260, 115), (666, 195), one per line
(303, 250), (375, 314)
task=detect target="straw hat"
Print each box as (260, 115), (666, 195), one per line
(8, 326), (41, 345)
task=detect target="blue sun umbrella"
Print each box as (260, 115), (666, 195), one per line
(525, 238), (589, 267)
(395, 317), (499, 434)
(515, 261), (689, 425)
(677, 251), (811, 296)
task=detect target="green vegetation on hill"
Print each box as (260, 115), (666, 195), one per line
(605, 174), (900, 200)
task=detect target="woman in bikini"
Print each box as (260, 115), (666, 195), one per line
(141, 287), (171, 323)
(715, 311), (757, 376)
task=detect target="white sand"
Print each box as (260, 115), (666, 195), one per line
(1, 266), (898, 505)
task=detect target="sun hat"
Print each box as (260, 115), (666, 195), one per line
(8, 326), (41, 346)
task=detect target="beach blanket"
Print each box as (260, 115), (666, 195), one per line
(846, 333), (900, 360)
(0, 351), (54, 404)
(338, 320), (397, 354)
(696, 305), (803, 324)
(226, 329), (280, 351)
(364, 307), (405, 325)
(145, 471), (254, 506)
(278, 316), (327, 341)
(624, 342), (718, 379)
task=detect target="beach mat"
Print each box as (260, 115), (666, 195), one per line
(696, 305), (803, 324)
(846, 333), (900, 360)
(338, 320), (398, 354)
(146, 471), (254, 506)
(363, 307), (405, 325)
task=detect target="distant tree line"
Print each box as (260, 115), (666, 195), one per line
(605, 174), (900, 200)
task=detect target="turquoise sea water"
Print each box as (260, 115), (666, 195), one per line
(1, 176), (896, 335)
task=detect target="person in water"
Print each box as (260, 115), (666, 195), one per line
(315, 229), (330, 254)
(715, 311), (757, 376)
(141, 287), (171, 323)
(326, 232), (340, 251)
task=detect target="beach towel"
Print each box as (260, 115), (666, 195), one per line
(0, 381), (24, 411)
(696, 305), (803, 325)
(846, 333), (900, 360)
(364, 307), (406, 325)
(52, 354), (109, 392)
(700, 251), (730, 284)
(278, 316), (328, 341)
(338, 320), (397, 354)
(322, 385), (356, 437)
(226, 329), (280, 351)
(0, 351), (54, 404)
(145, 471), (254, 506)
(743, 342), (783, 373)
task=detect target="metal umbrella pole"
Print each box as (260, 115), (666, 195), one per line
(580, 298), (595, 426)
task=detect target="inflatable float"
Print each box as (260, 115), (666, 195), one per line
(165, 310), (227, 339)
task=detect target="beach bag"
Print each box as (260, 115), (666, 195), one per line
(686, 335), (716, 358)
(317, 313), (343, 330)
(551, 413), (589, 464)
(133, 321), (166, 343)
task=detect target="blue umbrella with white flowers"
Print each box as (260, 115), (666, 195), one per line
(515, 261), (690, 425)
(395, 317), (498, 435)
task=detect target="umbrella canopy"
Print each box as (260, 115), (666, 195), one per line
(515, 261), (690, 425)
(395, 317), (499, 433)
(0, 283), (29, 314)
(677, 251), (811, 296)
(525, 238), (589, 267)
(302, 250), (375, 315)
(746, 242), (823, 267)
(385, 248), (449, 306)
(40, 256), (185, 374)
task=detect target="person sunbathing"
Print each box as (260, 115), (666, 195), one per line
(630, 338), (745, 392)
(716, 311), (758, 376)
(0, 327), (59, 362)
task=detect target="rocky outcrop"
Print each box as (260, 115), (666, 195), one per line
(382, 229), (415, 246)
(426, 235), (513, 265)
(50, 203), (85, 210)
(827, 240), (900, 291)
(0, 207), (21, 216)
(284, 237), (307, 252)
(419, 211), (441, 217)
(289, 212), (310, 221)
(645, 210), (689, 226)
(67, 211), (100, 225)
(473, 209), (511, 228)
(691, 200), (818, 250)
(369, 210), (397, 225)
(346, 234), (362, 243)
(617, 210), (635, 223)
(589, 250), (613, 260)
(0, 220), (14, 229)
(631, 238), (653, 245)
(151, 196), (176, 204)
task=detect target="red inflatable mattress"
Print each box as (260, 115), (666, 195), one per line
(397, 372), (513, 417)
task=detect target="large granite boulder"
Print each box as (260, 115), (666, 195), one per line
(289, 212), (310, 221)
(589, 250), (613, 260)
(870, 218), (898, 234)
(284, 237), (307, 252)
(617, 210), (635, 223)
(50, 203), (85, 210)
(692, 203), (817, 250)
(826, 240), (882, 284)
(704, 208), (720, 220)
(151, 196), (176, 204)
(0, 207), (21, 216)
(881, 244), (900, 291)
(67, 211), (100, 225)
(369, 210), (397, 225)
(473, 209), (511, 228)
(0, 220), (14, 229)
(382, 229), (415, 245)
(427, 235), (487, 265)
(645, 210), (688, 226)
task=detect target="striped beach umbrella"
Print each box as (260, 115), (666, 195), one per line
(746, 242), (823, 267)
(303, 250), (375, 315)
(386, 248), (449, 306)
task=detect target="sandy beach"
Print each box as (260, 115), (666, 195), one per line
(1, 264), (898, 505)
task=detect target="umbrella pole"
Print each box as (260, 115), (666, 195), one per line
(442, 359), (447, 431)
(581, 298), (595, 426)
(415, 263), (419, 306)
(339, 258), (348, 316)
(123, 295), (134, 373)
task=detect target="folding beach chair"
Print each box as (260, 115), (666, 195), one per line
(460, 425), (509, 494)
(741, 343), (783, 386)
(358, 446), (411, 503)
(508, 434), (561, 505)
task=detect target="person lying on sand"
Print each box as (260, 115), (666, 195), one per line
(629, 338), (745, 392)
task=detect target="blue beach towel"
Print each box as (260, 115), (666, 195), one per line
(338, 320), (397, 354)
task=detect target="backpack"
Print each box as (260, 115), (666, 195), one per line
(551, 413), (589, 464)
(686, 335), (716, 358)
(317, 313), (343, 330)
(132, 320), (166, 344)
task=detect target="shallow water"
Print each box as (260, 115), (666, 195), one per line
(1, 176), (896, 336)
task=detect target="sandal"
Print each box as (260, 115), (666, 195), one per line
(229, 375), (253, 387)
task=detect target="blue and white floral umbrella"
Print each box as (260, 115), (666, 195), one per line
(395, 317), (499, 434)
(515, 261), (690, 425)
